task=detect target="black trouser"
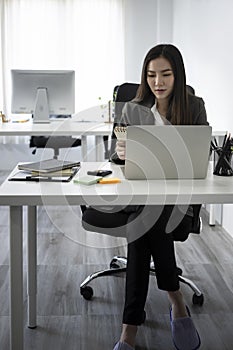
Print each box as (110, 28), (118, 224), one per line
(82, 205), (193, 326)
(123, 206), (192, 325)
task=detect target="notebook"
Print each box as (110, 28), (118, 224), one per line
(122, 125), (212, 180)
(8, 167), (79, 182)
(18, 158), (80, 173)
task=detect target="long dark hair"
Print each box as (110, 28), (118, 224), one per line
(134, 44), (191, 125)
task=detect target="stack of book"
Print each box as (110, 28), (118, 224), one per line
(9, 159), (80, 182)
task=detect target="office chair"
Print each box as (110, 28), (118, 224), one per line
(30, 135), (81, 159)
(79, 83), (204, 308)
(29, 115), (81, 159)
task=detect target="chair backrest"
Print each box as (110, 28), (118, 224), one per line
(109, 83), (139, 158)
(186, 85), (195, 95)
(114, 83), (139, 120)
(114, 83), (139, 101)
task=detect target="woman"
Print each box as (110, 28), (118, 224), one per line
(112, 44), (208, 350)
(82, 43), (208, 350)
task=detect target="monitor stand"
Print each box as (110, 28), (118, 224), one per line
(33, 88), (50, 123)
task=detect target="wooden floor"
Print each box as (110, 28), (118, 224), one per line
(1, 171), (233, 350)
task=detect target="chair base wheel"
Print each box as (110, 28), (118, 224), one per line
(80, 286), (94, 300)
(192, 293), (204, 306)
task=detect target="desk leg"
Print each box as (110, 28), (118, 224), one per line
(81, 135), (87, 161)
(209, 204), (215, 226)
(95, 135), (103, 161)
(27, 206), (37, 328)
(9, 206), (24, 350)
(209, 134), (223, 227)
(209, 203), (223, 226)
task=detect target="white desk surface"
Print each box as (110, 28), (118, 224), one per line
(0, 119), (113, 162)
(0, 120), (226, 138)
(0, 119), (113, 136)
(0, 120), (226, 164)
(0, 162), (233, 206)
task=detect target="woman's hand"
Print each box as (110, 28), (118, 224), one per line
(116, 140), (126, 160)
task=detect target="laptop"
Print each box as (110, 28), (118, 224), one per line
(124, 125), (212, 180)
(18, 158), (80, 173)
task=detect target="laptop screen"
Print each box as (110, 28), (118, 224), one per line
(124, 125), (212, 180)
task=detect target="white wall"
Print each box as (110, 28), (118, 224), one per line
(172, 0), (233, 236)
(124, 0), (173, 82)
(124, 0), (157, 82)
(173, 0), (233, 133)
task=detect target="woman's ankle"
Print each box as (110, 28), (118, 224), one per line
(119, 324), (138, 348)
(167, 290), (188, 319)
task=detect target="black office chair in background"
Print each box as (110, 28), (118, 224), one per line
(79, 83), (204, 308)
(30, 135), (82, 159)
(102, 86), (120, 159)
(29, 115), (81, 159)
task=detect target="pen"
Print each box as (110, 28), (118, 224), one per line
(25, 176), (67, 182)
(222, 132), (228, 148)
(213, 137), (218, 147)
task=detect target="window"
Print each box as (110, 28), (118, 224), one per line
(0, 0), (125, 116)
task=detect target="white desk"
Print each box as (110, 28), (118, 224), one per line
(0, 122), (226, 224)
(0, 161), (233, 350)
(0, 119), (112, 161)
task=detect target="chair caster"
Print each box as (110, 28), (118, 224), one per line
(110, 260), (120, 269)
(110, 256), (127, 269)
(192, 293), (204, 306)
(80, 286), (94, 300)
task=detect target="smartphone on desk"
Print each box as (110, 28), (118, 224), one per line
(87, 170), (112, 177)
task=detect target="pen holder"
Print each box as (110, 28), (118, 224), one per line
(213, 145), (233, 176)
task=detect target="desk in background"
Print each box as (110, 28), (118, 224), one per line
(0, 161), (233, 350)
(0, 118), (112, 161)
(0, 120), (225, 165)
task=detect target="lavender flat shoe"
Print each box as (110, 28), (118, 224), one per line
(113, 341), (134, 350)
(170, 307), (201, 350)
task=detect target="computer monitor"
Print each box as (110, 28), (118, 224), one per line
(11, 70), (75, 123)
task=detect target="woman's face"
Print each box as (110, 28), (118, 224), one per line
(147, 57), (174, 102)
